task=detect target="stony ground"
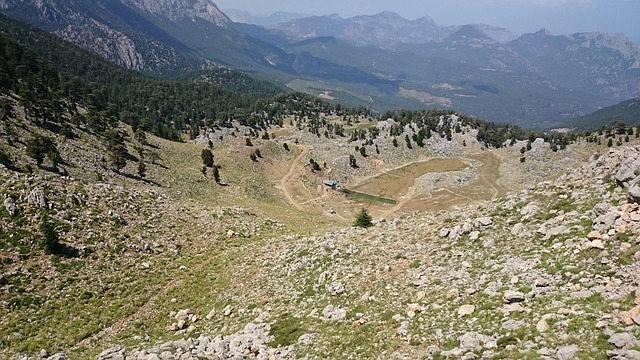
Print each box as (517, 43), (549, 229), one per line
(4, 113), (640, 359)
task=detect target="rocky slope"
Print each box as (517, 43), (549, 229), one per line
(9, 137), (640, 359)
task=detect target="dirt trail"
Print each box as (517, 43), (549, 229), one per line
(278, 145), (310, 210)
(72, 242), (209, 350)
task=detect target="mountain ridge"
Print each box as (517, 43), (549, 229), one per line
(0, 1), (638, 128)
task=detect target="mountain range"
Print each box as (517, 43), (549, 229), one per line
(0, 0), (638, 129)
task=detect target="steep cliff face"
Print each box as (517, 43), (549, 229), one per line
(0, 0), (207, 74)
(122, 0), (233, 28)
(0, 0), (296, 73)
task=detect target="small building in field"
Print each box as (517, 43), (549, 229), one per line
(323, 180), (338, 189)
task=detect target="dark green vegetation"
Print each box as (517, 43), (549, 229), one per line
(0, 14), (283, 141)
(353, 208), (374, 228)
(567, 97), (640, 131)
(342, 190), (398, 206)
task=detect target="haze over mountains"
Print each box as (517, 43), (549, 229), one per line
(0, 0), (638, 129)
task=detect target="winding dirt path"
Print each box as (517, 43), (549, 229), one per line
(278, 145), (310, 210)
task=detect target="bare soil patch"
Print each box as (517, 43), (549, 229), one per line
(352, 158), (468, 199)
(403, 152), (506, 213)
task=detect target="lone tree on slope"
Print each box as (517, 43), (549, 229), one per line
(201, 148), (214, 168)
(354, 208), (373, 228)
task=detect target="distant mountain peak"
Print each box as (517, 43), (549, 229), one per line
(123, 0), (233, 28)
(414, 15), (437, 25)
(325, 13), (343, 21)
(372, 11), (402, 18)
(448, 25), (494, 41)
(535, 28), (552, 36)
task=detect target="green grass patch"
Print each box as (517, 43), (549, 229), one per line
(270, 315), (307, 347)
(340, 189), (397, 205)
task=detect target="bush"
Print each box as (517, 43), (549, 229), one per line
(40, 215), (61, 254)
(0, 147), (11, 167)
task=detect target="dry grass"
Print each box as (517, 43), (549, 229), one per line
(353, 157), (468, 198)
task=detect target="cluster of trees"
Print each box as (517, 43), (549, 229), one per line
(582, 121), (638, 147)
(377, 109), (532, 149)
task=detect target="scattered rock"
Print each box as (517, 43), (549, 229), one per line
(27, 187), (47, 209)
(457, 304), (475, 317)
(3, 196), (17, 216)
(536, 319), (550, 332)
(587, 230), (602, 240)
(458, 332), (495, 350)
(629, 185), (640, 204)
(322, 305), (346, 321)
(556, 345), (579, 360)
(503, 290), (525, 304)
(474, 217), (493, 227)
(587, 239), (605, 250)
(609, 333), (639, 349)
(511, 223), (525, 236)
(96, 346), (125, 360)
(606, 349), (640, 360)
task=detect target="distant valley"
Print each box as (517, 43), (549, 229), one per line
(0, 0), (638, 129)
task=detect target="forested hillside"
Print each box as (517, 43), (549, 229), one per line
(0, 14), (288, 141)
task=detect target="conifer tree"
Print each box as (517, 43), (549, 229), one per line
(105, 129), (128, 173)
(26, 134), (59, 167)
(354, 208), (373, 228)
(201, 148), (214, 168)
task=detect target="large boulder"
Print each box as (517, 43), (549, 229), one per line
(27, 187), (47, 209)
(458, 332), (495, 350)
(629, 184), (640, 204)
(616, 157), (640, 186)
(593, 203), (611, 217)
(3, 196), (17, 216)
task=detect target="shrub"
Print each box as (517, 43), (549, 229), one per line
(40, 215), (61, 254)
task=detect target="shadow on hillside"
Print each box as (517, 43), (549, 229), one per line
(54, 243), (80, 258)
(120, 172), (163, 187)
(151, 162), (169, 170)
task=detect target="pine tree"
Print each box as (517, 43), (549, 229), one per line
(105, 130), (129, 173)
(26, 134), (58, 167)
(134, 129), (148, 147)
(353, 208), (373, 228)
(349, 154), (357, 168)
(201, 148), (214, 168)
(137, 160), (146, 178)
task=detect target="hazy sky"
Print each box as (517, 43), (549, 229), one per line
(213, 0), (640, 42)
